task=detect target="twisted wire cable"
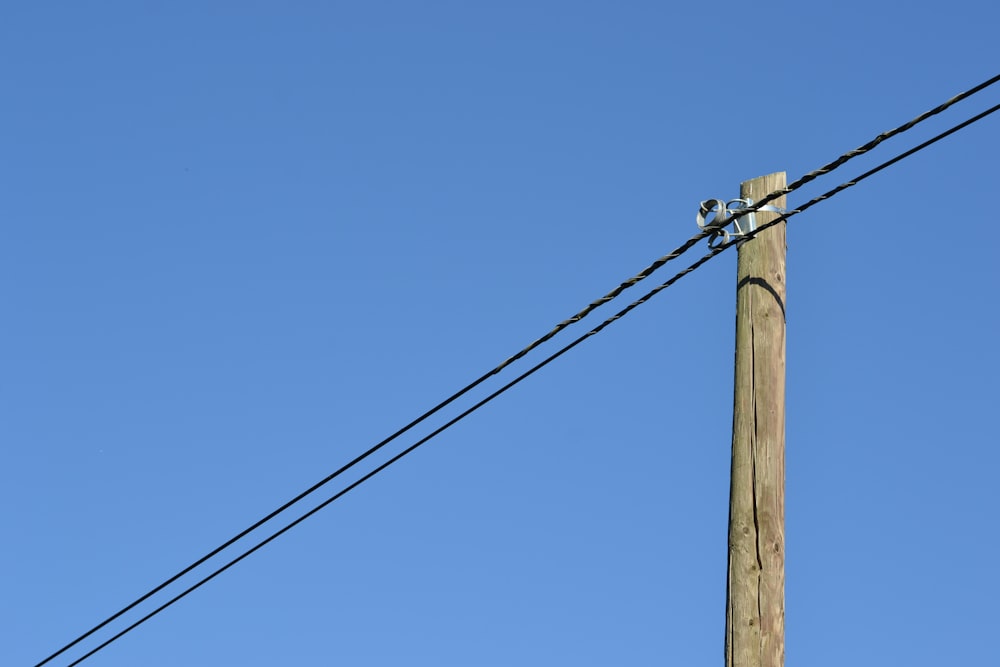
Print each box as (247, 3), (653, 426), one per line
(723, 72), (1000, 224)
(58, 230), (730, 667)
(53, 98), (1000, 667)
(32, 207), (718, 667)
(718, 101), (1000, 252)
(561, 74), (1000, 284)
(38, 78), (1000, 667)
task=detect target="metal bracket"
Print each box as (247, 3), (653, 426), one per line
(696, 198), (785, 247)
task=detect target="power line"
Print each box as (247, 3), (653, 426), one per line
(649, 100), (1000, 301)
(37, 75), (1000, 667)
(41, 72), (1000, 667)
(732, 72), (1000, 220)
(726, 101), (1000, 249)
(59, 232), (728, 667)
(51, 98), (1000, 667)
(524, 73), (1000, 325)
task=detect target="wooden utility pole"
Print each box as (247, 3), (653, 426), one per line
(725, 172), (786, 667)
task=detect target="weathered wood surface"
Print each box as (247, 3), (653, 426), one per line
(725, 172), (786, 667)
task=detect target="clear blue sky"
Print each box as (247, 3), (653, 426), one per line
(3, 3), (998, 665)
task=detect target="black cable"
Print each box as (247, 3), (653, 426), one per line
(53, 98), (1000, 666)
(60, 237), (721, 667)
(730, 101), (1000, 248)
(732, 72), (1000, 221)
(535, 73), (1000, 317)
(38, 72), (1000, 667)
(29, 206), (712, 667)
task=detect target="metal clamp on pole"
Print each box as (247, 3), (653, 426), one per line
(697, 198), (785, 247)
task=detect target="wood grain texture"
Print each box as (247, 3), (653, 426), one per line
(725, 172), (786, 667)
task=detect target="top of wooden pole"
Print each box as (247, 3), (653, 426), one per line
(740, 171), (786, 205)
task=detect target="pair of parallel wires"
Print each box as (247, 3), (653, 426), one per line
(36, 73), (1000, 667)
